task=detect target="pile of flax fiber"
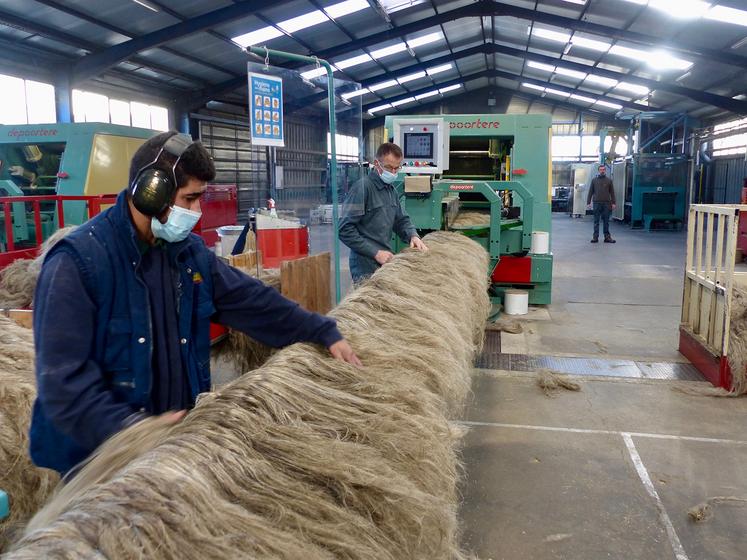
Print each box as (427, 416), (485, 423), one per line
(450, 211), (490, 229)
(9, 230), (490, 560)
(0, 317), (59, 551)
(211, 270), (281, 374)
(0, 227), (76, 309)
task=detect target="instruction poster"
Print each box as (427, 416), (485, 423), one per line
(248, 72), (284, 147)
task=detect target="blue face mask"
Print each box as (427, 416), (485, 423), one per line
(377, 164), (398, 185)
(151, 205), (201, 243)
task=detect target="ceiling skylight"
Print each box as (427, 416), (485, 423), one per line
(232, 0), (369, 47)
(300, 32), (443, 80)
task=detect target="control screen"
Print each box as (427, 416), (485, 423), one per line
(403, 133), (434, 159)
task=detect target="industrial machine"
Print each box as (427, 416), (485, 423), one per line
(384, 114), (553, 305)
(613, 154), (687, 230)
(0, 122), (154, 257)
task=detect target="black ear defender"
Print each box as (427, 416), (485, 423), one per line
(130, 133), (195, 217)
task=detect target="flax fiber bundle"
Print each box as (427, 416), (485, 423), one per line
(0, 227), (76, 310)
(0, 317), (59, 551)
(8, 231), (489, 559)
(450, 211), (490, 228)
(211, 269), (281, 374)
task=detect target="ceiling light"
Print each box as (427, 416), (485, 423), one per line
(438, 84), (461, 94)
(560, 0), (586, 5)
(647, 50), (692, 71)
(300, 67), (329, 80)
(132, 0), (159, 11)
(278, 11), (329, 34)
(415, 90), (439, 100)
(570, 93), (596, 103)
(426, 63), (452, 75)
(232, 27), (284, 48)
(378, 0), (426, 13)
(570, 36), (611, 51)
(368, 103), (393, 114)
(646, 0), (710, 19)
(585, 74), (618, 88)
(406, 32), (443, 49)
(232, 0), (368, 47)
(527, 61), (556, 72)
(594, 99), (623, 109)
(532, 28), (571, 43)
(342, 88), (371, 100)
(609, 44), (692, 70)
(553, 66), (587, 79)
(708, 5), (747, 27)
(368, 79), (399, 91)
(324, 0), (370, 19)
(370, 42), (408, 59)
(391, 97), (416, 107)
(616, 82), (649, 95)
(545, 88), (571, 97)
(336, 53), (373, 69)
(398, 70), (426, 83)
(608, 44), (646, 59)
(522, 83), (546, 92)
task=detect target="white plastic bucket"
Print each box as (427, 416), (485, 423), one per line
(530, 231), (550, 254)
(217, 225), (245, 256)
(504, 288), (529, 316)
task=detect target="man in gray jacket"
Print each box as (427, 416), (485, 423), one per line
(339, 142), (427, 282)
(586, 164), (617, 244)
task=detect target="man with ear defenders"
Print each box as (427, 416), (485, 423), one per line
(29, 131), (361, 476)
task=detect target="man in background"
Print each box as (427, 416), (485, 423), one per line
(587, 164), (617, 244)
(339, 142), (427, 283)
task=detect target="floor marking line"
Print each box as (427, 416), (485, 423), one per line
(458, 421), (747, 446)
(622, 433), (690, 560)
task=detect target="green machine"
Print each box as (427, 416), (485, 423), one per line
(612, 154), (688, 230)
(384, 114), (553, 305)
(0, 123), (155, 252)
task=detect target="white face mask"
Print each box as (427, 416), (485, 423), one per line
(151, 205), (202, 243)
(376, 161), (399, 184)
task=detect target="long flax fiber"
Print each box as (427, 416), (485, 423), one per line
(0, 317), (59, 551)
(8, 231), (489, 559)
(0, 227), (76, 310)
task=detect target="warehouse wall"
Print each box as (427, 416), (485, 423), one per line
(705, 156), (747, 204)
(197, 110), (333, 220)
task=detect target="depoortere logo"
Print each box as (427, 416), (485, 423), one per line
(449, 119), (500, 129)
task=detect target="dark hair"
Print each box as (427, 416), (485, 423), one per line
(128, 131), (216, 190)
(376, 142), (403, 160)
(598, 164), (606, 169)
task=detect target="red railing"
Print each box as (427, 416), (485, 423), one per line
(1, 194), (117, 269)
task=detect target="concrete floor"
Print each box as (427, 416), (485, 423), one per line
(460, 214), (747, 560)
(459, 372), (747, 560)
(500, 214), (687, 362)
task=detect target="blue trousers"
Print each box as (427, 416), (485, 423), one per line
(593, 202), (611, 238)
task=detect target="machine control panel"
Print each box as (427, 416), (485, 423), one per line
(391, 118), (449, 175)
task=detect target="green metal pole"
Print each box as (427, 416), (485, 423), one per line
(247, 47), (342, 304)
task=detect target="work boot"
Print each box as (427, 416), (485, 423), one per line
(591, 237), (599, 243)
(604, 235), (616, 243)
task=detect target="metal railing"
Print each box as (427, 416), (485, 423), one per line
(0, 194), (116, 267)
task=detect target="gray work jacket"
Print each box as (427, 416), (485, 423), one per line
(338, 171), (417, 278)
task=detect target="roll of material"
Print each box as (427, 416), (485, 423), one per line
(504, 288), (529, 315)
(531, 231), (550, 254)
